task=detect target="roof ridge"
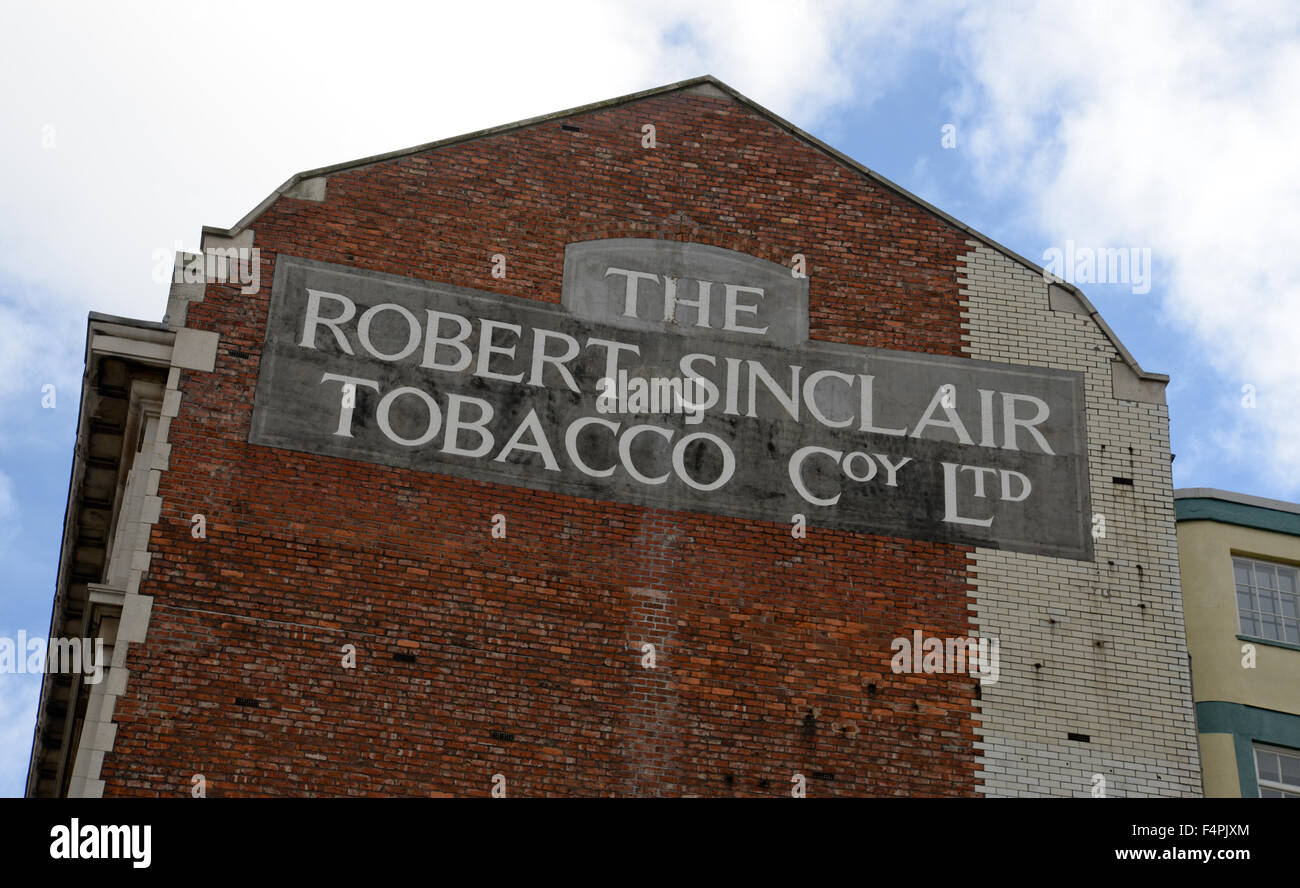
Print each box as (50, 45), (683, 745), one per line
(200, 74), (1163, 383)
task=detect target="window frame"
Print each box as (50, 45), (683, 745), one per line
(1253, 743), (1300, 798)
(1232, 555), (1300, 646)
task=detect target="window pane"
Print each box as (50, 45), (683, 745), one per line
(1286, 622), (1300, 646)
(1282, 596), (1299, 620)
(1280, 569), (1298, 596)
(1257, 751), (1280, 782)
(1260, 787), (1284, 798)
(1261, 617), (1281, 641)
(1235, 560), (1253, 584)
(1280, 753), (1300, 786)
(1257, 567), (1277, 589)
(1241, 614), (1259, 636)
(1260, 589), (1280, 615)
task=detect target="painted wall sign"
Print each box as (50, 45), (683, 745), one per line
(249, 242), (1092, 558)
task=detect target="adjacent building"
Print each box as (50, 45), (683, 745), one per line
(27, 76), (1202, 797)
(1176, 488), (1300, 797)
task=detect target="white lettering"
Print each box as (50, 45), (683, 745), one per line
(421, 311), (473, 372)
(605, 267), (660, 319)
(442, 395), (495, 457)
(672, 432), (735, 492)
(376, 386), (442, 447)
(723, 284), (769, 334)
(357, 302), (421, 361)
(789, 446), (842, 507)
(300, 289), (356, 353)
(618, 425), (674, 485)
(475, 319), (526, 383)
(565, 417), (620, 478)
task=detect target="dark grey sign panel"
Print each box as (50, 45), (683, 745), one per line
(562, 239), (809, 347)
(249, 250), (1093, 559)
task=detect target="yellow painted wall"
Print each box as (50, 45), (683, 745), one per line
(1177, 520), (1300, 715)
(1197, 733), (1240, 797)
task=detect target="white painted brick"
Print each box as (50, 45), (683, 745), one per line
(960, 245), (1200, 798)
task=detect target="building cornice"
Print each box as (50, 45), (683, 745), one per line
(1174, 488), (1300, 537)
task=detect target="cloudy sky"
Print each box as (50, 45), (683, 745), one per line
(1, 0), (1297, 796)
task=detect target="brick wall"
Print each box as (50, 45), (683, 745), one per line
(90, 83), (1196, 797)
(98, 85), (982, 797)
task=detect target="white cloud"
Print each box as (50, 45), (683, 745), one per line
(949, 0), (1300, 496)
(0, 0), (956, 798)
(3, 0), (1294, 503)
(0, 281), (83, 406)
(0, 0), (938, 443)
(0, 0), (927, 317)
(1, 0), (1295, 795)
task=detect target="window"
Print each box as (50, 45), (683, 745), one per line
(1254, 744), (1300, 797)
(1234, 556), (1300, 645)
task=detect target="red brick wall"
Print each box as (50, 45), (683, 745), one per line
(101, 87), (979, 796)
